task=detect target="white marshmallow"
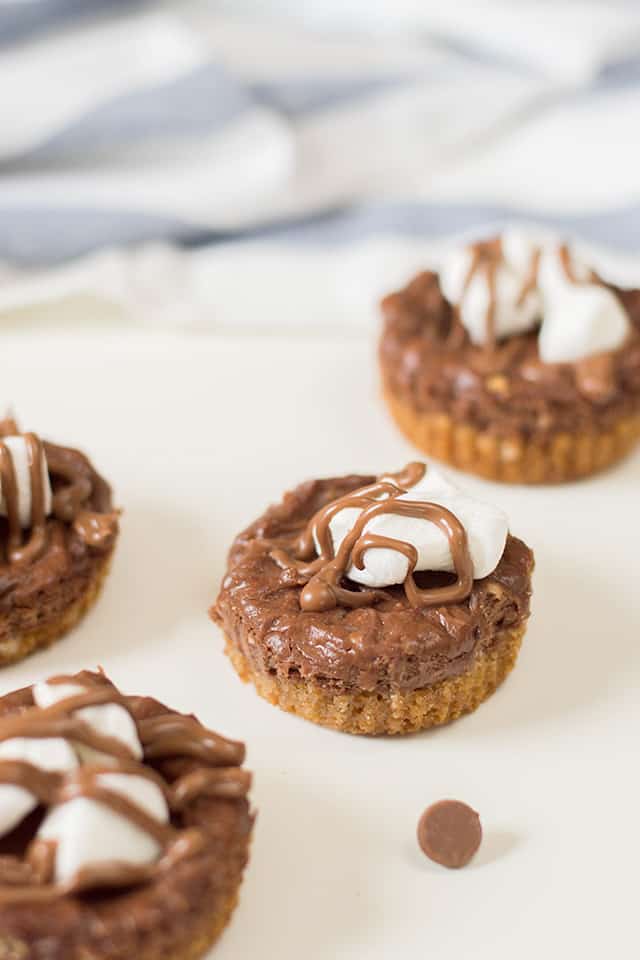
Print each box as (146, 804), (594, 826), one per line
(537, 245), (630, 363)
(33, 681), (142, 765)
(0, 435), (52, 528)
(537, 243), (592, 292)
(439, 229), (541, 346)
(439, 230), (630, 362)
(320, 468), (508, 589)
(38, 772), (168, 884)
(463, 268), (540, 345)
(539, 282), (630, 364)
(0, 737), (77, 838)
(501, 227), (547, 275)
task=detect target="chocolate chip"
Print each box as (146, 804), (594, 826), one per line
(417, 799), (482, 868)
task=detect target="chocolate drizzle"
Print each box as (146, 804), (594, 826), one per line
(269, 463), (474, 613)
(0, 672), (249, 902)
(461, 237), (503, 350)
(459, 237), (543, 352)
(0, 417), (118, 569)
(557, 242), (598, 285)
(457, 238), (605, 354)
(558, 243), (578, 284)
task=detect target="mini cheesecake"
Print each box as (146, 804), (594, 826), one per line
(380, 231), (640, 483)
(0, 417), (119, 665)
(0, 670), (253, 959)
(212, 462), (534, 735)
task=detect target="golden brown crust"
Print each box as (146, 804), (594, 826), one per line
(223, 622), (525, 735)
(161, 886), (241, 960)
(383, 383), (640, 484)
(0, 550), (114, 667)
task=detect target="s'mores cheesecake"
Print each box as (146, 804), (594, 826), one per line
(0, 670), (253, 959)
(380, 231), (640, 482)
(212, 462), (533, 734)
(0, 417), (119, 665)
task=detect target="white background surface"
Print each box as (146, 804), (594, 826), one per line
(1, 330), (639, 958)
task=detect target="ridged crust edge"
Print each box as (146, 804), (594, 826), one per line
(383, 384), (640, 484)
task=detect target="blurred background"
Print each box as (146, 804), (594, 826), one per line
(2, 0), (640, 333)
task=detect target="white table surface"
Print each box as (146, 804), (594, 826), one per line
(2, 330), (639, 959)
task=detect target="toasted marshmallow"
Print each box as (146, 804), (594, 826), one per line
(0, 737), (77, 838)
(33, 681), (142, 764)
(319, 468), (508, 589)
(0, 436), (52, 528)
(38, 772), (168, 884)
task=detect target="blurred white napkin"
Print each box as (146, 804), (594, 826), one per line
(0, 13), (206, 160)
(0, 8), (294, 258)
(218, 0), (640, 83)
(0, 2), (638, 274)
(0, 6), (550, 262)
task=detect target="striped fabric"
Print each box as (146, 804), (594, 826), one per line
(0, 1), (639, 276)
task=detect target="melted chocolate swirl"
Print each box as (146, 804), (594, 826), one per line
(269, 463), (474, 612)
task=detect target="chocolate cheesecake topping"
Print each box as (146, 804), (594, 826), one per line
(0, 417), (117, 571)
(0, 672), (250, 903)
(214, 472), (533, 693)
(267, 463), (474, 612)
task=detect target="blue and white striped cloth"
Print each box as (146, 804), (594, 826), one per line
(1, 0), (640, 327)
